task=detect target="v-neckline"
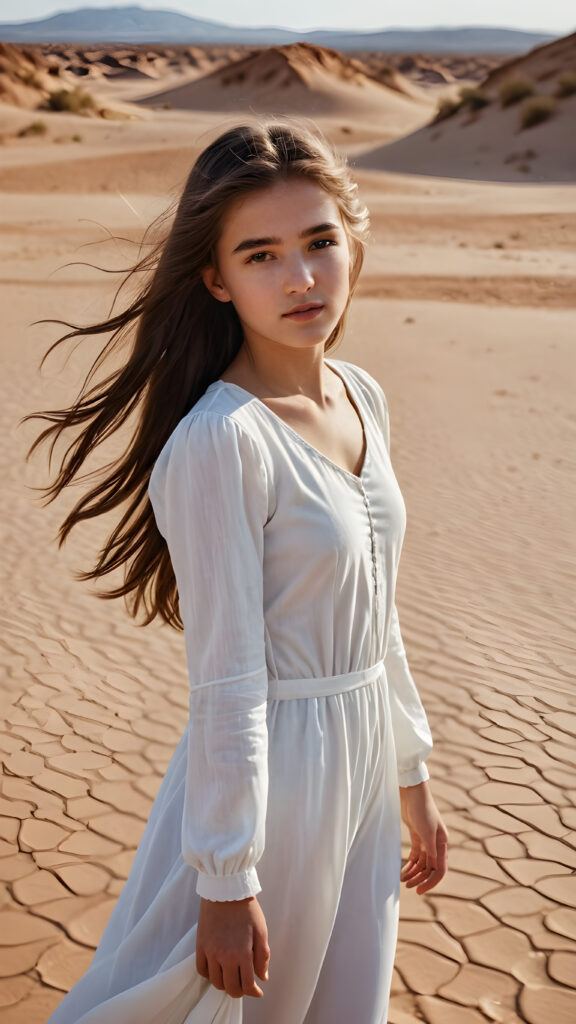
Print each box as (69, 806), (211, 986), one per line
(209, 358), (369, 485)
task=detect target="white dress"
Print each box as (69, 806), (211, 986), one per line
(45, 357), (434, 1024)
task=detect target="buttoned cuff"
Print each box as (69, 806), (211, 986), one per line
(195, 866), (262, 902)
(398, 760), (430, 788)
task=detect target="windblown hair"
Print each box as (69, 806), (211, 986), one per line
(23, 117), (371, 630)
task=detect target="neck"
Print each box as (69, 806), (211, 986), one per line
(225, 344), (336, 404)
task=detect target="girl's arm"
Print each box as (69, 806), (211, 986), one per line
(148, 409), (270, 902)
(372, 376), (448, 890)
(384, 601), (434, 787)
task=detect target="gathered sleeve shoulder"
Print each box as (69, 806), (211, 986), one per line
(148, 409), (270, 899)
(350, 363), (434, 787)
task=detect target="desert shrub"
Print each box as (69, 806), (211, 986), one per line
(555, 71), (576, 98)
(499, 75), (534, 107)
(433, 96), (461, 122)
(48, 65), (61, 76)
(72, 133), (83, 142)
(459, 86), (490, 110)
(45, 87), (95, 112)
(17, 119), (47, 137)
(519, 95), (557, 129)
(222, 70), (246, 86)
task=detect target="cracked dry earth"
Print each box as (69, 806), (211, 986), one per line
(1, 174), (575, 1024)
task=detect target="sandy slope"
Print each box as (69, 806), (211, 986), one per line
(480, 30), (576, 94)
(356, 32), (576, 182)
(356, 94), (576, 182)
(0, 50), (575, 1024)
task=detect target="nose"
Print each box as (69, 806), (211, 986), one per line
(284, 252), (315, 293)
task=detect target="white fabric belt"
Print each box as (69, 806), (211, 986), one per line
(268, 659), (385, 701)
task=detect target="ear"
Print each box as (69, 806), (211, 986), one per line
(200, 264), (232, 303)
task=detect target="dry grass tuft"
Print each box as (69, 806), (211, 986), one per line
(555, 71), (576, 98)
(459, 86), (491, 111)
(43, 87), (95, 113)
(433, 96), (461, 122)
(519, 95), (557, 130)
(17, 119), (47, 137)
(499, 75), (534, 107)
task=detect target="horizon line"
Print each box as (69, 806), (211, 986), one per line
(0, 6), (571, 36)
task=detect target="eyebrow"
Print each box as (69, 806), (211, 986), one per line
(231, 221), (341, 255)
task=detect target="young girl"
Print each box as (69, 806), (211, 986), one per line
(28, 118), (448, 1024)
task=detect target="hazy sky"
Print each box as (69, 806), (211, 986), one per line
(2, 0), (575, 33)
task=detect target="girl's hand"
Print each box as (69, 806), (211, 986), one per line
(196, 894), (270, 999)
(399, 781), (449, 894)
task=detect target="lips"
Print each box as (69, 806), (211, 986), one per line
(282, 303), (324, 316)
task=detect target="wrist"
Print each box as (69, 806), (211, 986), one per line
(195, 865), (261, 901)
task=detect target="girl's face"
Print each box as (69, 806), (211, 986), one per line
(201, 176), (352, 354)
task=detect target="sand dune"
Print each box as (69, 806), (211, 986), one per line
(0, 40), (232, 116)
(355, 96), (576, 182)
(0, 35), (575, 1024)
(135, 41), (433, 134)
(480, 30), (576, 94)
(0, 40), (505, 126)
(0, 41), (57, 111)
(356, 31), (576, 182)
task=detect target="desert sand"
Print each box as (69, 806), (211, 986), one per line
(357, 33), (576, 181)
(0, 37), (575, 1024)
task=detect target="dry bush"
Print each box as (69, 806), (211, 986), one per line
(17, 119), (47, 137)
(458, 86), (490, 111)
(433, 96), (461, 122)
(44, 87), (95, 113)
(499, 75), (534, 107)
(519, 95), (557, 129)
(555, 71), (576, 98)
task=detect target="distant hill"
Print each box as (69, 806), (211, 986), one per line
(0, 5), (561, 52)
(307, 27), (561, 55)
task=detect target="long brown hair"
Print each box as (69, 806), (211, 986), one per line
(22, 117), (371, 630)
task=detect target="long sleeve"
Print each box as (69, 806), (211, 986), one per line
(385, 602), (434, 787)
(148, 410), (270, 900)
(364, 370), (434, 787)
